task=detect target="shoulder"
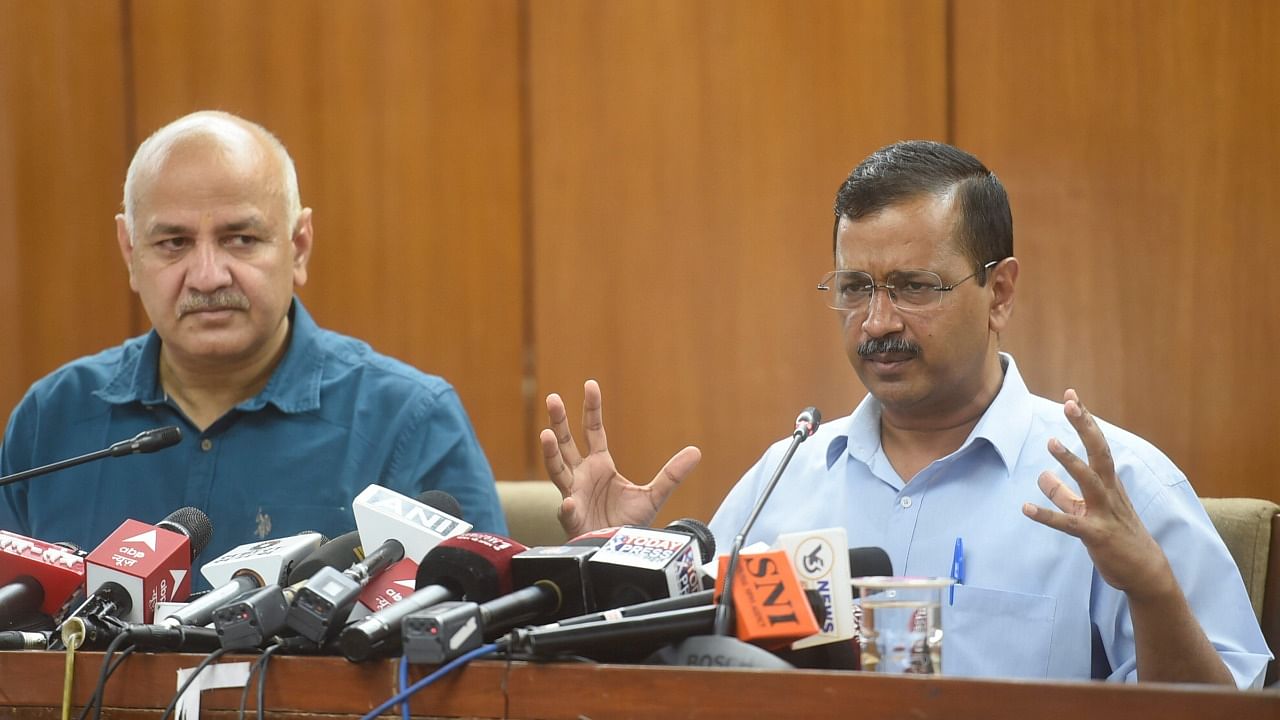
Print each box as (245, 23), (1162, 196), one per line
(311, 326), (458, 405)
(18, 337), (144, 409)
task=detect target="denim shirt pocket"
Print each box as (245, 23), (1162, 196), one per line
(941, 584), (1057, 678)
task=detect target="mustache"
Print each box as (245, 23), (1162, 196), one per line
(857, 336), (921, 358)
(177, 289), (250, 317)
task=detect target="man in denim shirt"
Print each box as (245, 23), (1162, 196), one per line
(539, 141), (1270, 686)
(0, 111), (506, 585)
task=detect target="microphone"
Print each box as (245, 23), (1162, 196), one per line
(285, 538), (404, 642)
(713, 406), (820, 635)
(583, 519), (715, 609)
(211, 531), (363, 650)
(58, 508), (211, 648)
(504, 582), (828, 664)
(346, 489), (470, 621)
(0, 629), (51, 650)
(340, 532), (528, 662)
(351, 486), (471, 564)
(401, 541), (602, 664)
(158, 532), (325, 630)
(0, 426), (183, 488)
(79, 506), (212, 625)
(285, 488), (471, 643)
(0, 532), (85, 626)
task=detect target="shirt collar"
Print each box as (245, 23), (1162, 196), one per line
(827, 352), (1033, 474)
(93, 297), (323, 415)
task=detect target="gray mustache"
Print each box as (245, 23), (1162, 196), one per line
(178, 290), (250, 316)
(857, 337), (921, 358)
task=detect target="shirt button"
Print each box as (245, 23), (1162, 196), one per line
(200, 439), (213, 452)
(900, 496), (913, 509)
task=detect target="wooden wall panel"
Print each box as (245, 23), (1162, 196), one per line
(125, 0), (527, 480)
(0, 1), (134, 431)
(529, 0), (948, 524)
(952, 0), (1280, 500)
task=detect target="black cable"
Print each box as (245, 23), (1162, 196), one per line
(73, 633), (132, 720)
(159, 647), (232, 720)
(256, 643), (282, 720)
(236, 651), (268, 720)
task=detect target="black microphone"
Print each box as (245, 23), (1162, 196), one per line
(0, 426), (183, 488)
(713, 406), (821, 636)
(505, 588), (829, 664)
(0, 629), (51, 650)
(212, 531), (363, 650)
(286, 538), (404, 642)
(341, 532), (528, 662)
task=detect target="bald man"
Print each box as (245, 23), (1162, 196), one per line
(0, 111), (506, 586)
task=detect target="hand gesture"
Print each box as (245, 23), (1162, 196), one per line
(1022, 389), (1176, 599)
(540, 379), (701, 537)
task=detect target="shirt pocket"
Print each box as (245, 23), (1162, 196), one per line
(942, 584), (1057, 679)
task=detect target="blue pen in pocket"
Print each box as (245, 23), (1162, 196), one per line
(950, 537), (964, 606)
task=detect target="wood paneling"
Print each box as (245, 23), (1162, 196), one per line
(126, 0), (527, 480)
(951, 0), (1280, 500)
(528, 0), (948, 524)
(0, 1), (134, 423)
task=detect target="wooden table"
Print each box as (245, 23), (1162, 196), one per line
(1, 650), (1275, 719)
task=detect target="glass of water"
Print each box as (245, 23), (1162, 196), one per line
(850, 576), (955, 674)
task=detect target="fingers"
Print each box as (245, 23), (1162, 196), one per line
(1022, 501), (1085, 538)
(649, 446), (702, 505)
(581, 379), (608, 455)
(1062, 388), (1116, 484)
(539, 428), (575, 496)
(1036, 470), (1086, 515)
(545, 392), (583, 468)
(1046, 435), (1108, 506)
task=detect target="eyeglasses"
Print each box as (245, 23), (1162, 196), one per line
(817, 260), (998, 312)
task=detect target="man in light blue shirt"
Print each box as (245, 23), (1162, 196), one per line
(538, 141), (1270, 686)
(0, 111), (506, 586)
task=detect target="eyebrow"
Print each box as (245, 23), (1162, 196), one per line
(146, 216), (270, 237)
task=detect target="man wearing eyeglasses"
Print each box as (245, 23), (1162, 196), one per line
(539, 141), (1270, 686)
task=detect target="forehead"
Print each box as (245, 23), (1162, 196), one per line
(135, 135), (283, 231)
(834, 193), (964, 273)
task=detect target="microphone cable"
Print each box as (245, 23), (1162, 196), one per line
(398, 655), (411, 720)
(359, 643), (499, 720)
(159, 646), (232, 720)
(237, 642), (283, 720)
(72, 632), (135, 720)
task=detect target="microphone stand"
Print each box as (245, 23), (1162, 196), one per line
(648, 407), (820, 669)
(0, 427), (182, 488)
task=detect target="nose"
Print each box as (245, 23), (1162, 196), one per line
(185, 240), (233, 292)
(860, 285), (904, 338)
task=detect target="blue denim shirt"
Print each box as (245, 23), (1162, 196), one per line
(0, 299), (506, 589)
(709, 354), (1270, 686)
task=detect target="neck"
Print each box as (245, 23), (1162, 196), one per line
(159, 317), (291, 431)
(878, 352), (1005, 482)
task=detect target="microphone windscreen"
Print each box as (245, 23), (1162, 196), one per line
(415, 533), (528, 601)
(287, 530), (363, 584)
(415, 490), (464, 521)
(141, 426), (183, 453)
(157, 507), (213, 560)
(848, 547), (892, 578)
(664, 518), (716, 563)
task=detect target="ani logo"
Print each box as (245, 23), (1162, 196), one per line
(255, 508), (272, 540)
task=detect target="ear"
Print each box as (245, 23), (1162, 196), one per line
(987, 257), (1019, 333)
(290, 207), (314, 288)
(115, 214), (139, 292)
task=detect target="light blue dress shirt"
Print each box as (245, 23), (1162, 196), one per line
(709, 354), (1270, 686)
(0, 299), (506, 589)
